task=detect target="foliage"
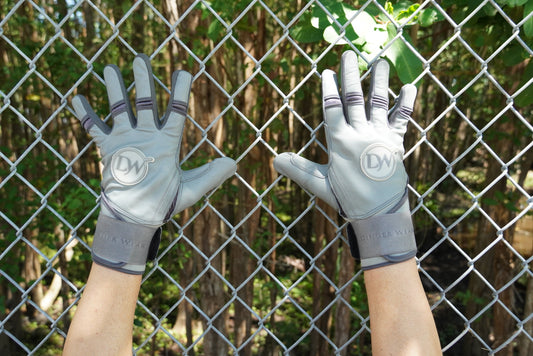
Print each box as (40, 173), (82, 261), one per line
(291, 0), (440, 82)
(0, 0), (532, 355)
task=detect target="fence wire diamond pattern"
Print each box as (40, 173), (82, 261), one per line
(0, 0), (532, 355)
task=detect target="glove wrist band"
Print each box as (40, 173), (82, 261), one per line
(349, 211), (416, 270)
(92, 213), (161, 275)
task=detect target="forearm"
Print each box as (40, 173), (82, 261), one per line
(64, 54), (235, 356)
(364, 258), (442, 356)
(63, 263), (141, 356)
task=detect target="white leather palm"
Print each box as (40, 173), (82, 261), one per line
(73, 54), (236, 227)
(274, 51), (417, 269)
(73, 54), (236, 274)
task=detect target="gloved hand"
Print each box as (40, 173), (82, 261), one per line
(274, 51), (417, 270)
(73, 54), (236, 274)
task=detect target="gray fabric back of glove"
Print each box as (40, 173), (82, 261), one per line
(73, 54), (236, 274)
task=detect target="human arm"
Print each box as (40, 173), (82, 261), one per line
(365, 259), (441, 355)
(62, 264), (141, 356)
(273, 50), (441, 355)
(63, 54), (236, 355)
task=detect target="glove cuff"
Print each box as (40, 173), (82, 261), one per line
(92, 213), (161, 275)
(348, 211), (416, 270)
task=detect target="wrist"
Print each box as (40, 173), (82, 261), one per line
(349, 210), (417, 270)
(345, 199), (417, 270)
(92, 213), (161, 275)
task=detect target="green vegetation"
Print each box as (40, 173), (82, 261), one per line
(0, 0), (532, 355)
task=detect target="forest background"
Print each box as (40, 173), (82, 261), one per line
(0, 0), (532, 355)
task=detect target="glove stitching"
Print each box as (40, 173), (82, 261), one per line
(323, 95), (342, 108)
(81, 114), (94, 132)
(171, 100), (188, 116)
(370, 94), (388, 111)
(111, 100), (128, 118)
(289, 154), (327, 179)
(330, 165), (407, 219)
(344, 92), (364, 106)
(164, 181), (181, 221)
(158, 168), (182, 222)
(102, 191), (164, 228)
(135, 97), (155, 112)
(100, 189), (124, 221)
(398, 105), (413, 119)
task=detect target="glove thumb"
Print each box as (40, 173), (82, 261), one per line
(274, 153), (339, 210)
(172, 157), (237, 214)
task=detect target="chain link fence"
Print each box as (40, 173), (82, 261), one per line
(1, 0), (532, 355)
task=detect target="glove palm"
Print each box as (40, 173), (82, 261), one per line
(274, 51), (417, 270)
(73, 54), (236, 274)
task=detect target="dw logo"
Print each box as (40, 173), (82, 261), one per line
(111, 147), (155, 186)
(360, 143), (398, 181)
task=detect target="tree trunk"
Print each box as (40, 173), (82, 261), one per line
(188, 19), (230, 352)
(230, 7), (268, 356)
(464, 116), (522, 355)
(334, 242), (355, 355)
(310, 201), (337, 356)
(519, 276), (533, 356)
(491, 213), (515, 356)
(194, 212), (228, 355)
(163, 0), (180, 73)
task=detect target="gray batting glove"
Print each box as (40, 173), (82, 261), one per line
(73, 54), (236, 274)
(274, 51), (417, 270)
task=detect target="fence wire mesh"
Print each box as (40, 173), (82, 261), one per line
(0, 0), (532, 355)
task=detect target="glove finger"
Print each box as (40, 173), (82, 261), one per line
(322, 69), (349, 137)
(274, 152), (339, 210)
(172, 157), (236, 214)
(72, 95), (109, 144)
(133, 54), (159, 130)
(103, 64), (135, 130)
(367, 59), (390, 128)
(340, 51), (366, 129)
(389, 84), (417, 137)
(162, 70), (192, 134)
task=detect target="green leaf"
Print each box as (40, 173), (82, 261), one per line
(497, 0), (529, 6)
(390, 1), (418, 17)
(418, 8), (444, 27)
(397, 3), (420, 23)
(280, 58), (289, 72)
(383, 23), (423, 84)
(321, 9), (388, 50)
(500, 43), (529, 66)
(207, 21), (224, 41)
(524, 1), (533, 38)
(323, 25), (349, 44)
(514, 60), (533, 106)
(385, 1), (394, 15)
(291, 24), (324, 43)
(315, 1), (361, 44)
(312, 0), (346, 28)
(362, 25), (389, 54)
(484, 197), (498, 206)
(346, 10), (377, 42)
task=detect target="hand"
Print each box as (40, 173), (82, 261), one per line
(274, 51), (417, 270)
(73, 54), (236, 274)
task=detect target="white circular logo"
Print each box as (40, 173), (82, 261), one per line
(111, 147), (155, 186)
(360, 144), (398, 181)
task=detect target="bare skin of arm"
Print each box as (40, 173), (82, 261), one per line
(364, 258), (442, 356)
(63, 263), (141, 356)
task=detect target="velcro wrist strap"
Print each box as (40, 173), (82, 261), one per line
(349, 211), (416, 270)
(92, 213), (160, 275)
